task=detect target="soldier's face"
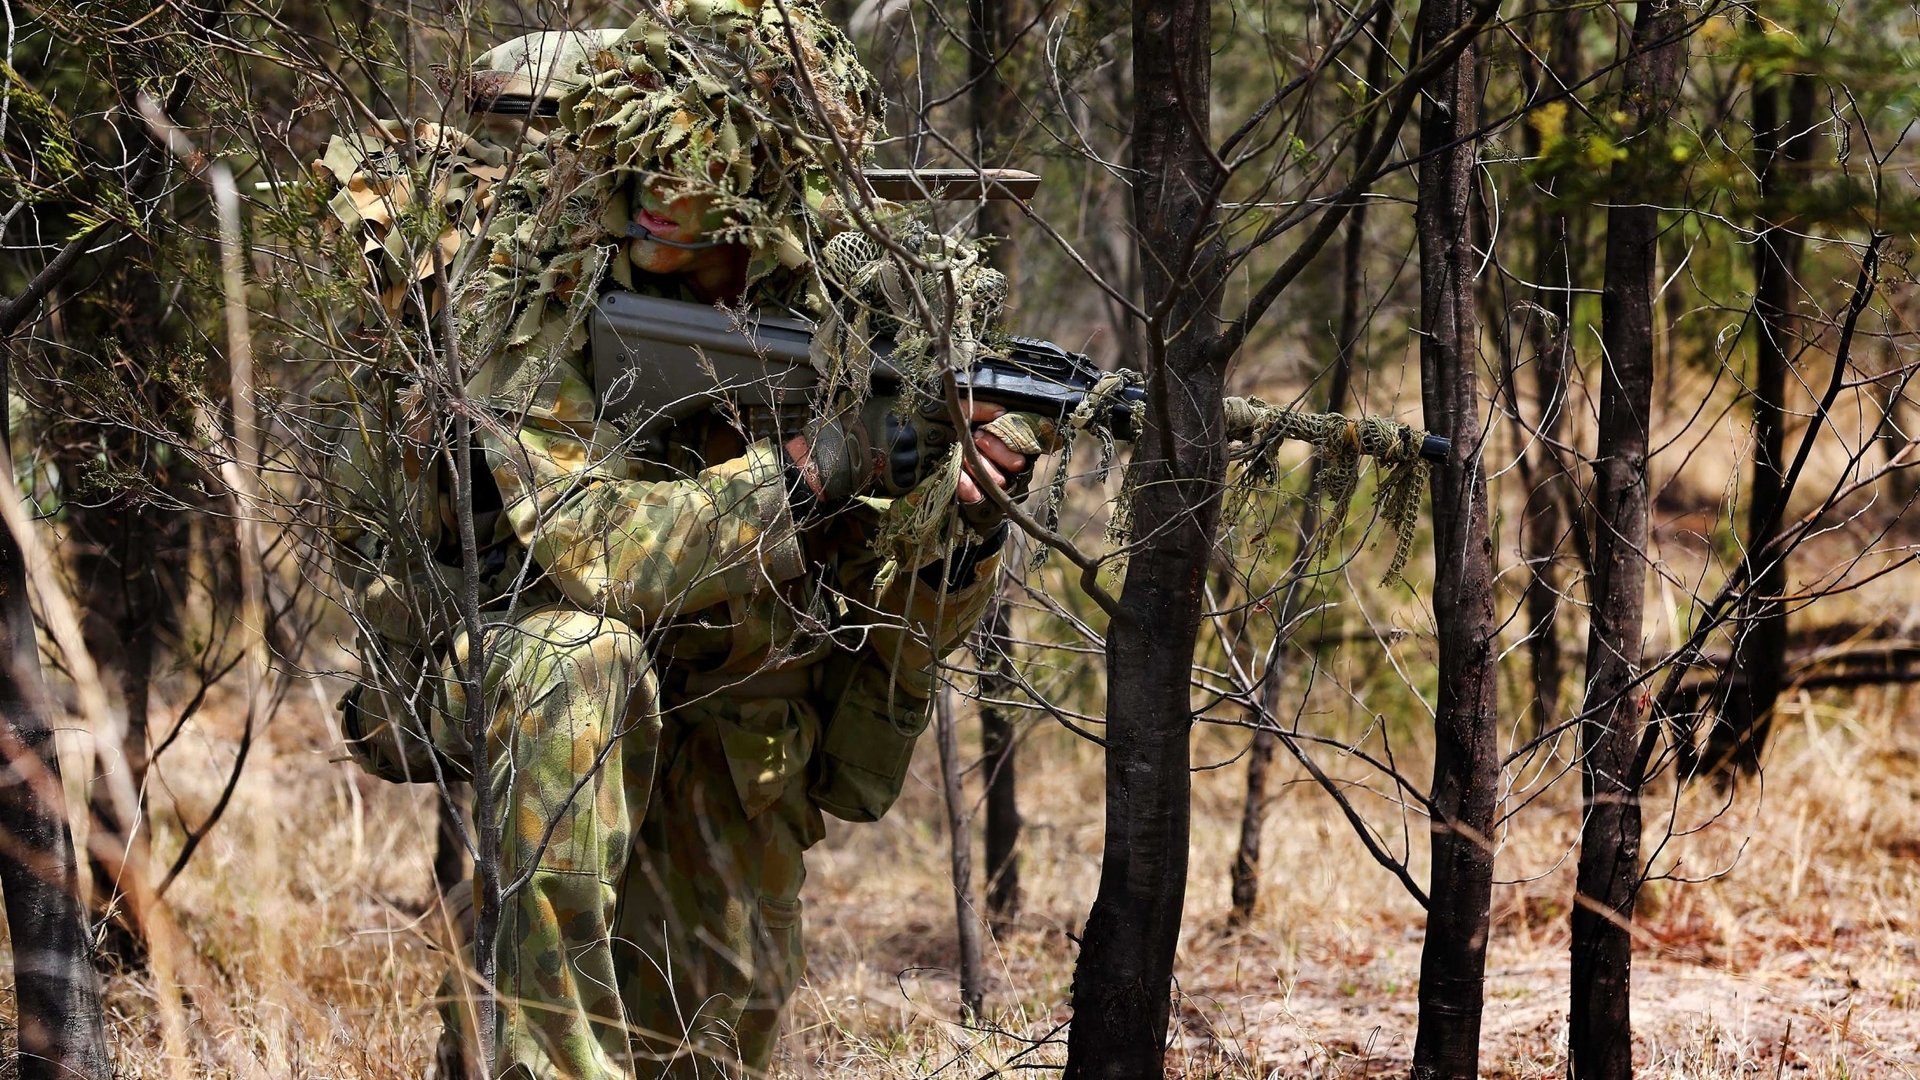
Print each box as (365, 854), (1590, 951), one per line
(628, 179), (736, 277)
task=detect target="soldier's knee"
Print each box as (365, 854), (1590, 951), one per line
(498, 608), (659, 740)
(517, 609), (650, 681)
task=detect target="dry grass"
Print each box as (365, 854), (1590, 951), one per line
(5, 667), (1915, 1079)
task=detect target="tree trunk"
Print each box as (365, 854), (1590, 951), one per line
(1710, 20), (1817, 779)
(71, 234), (185, 958)
(1411, 2), (1497, 1077)
(976, 598), (1022, 928)
(434, 788), (470, 893)
(1517, 0), (1584, 740)
(1568, 7), (1688, 1078)
(969, 0), (1027, 933)
(934, 689), (985, 1018)
(1227, 6), (1387, 927)
(0, 357), (112, 1080)
(1064, 0), (1224, 1073)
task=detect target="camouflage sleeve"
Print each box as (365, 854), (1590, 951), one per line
(483, 421), (808, 624)
(472, 343), (807, 623)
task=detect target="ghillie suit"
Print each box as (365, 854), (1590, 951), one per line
(308, 5), (1012, 1078)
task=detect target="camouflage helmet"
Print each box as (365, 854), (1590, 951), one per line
(466, 28), (627, 130)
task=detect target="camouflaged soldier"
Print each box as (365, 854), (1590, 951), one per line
(312, 4), (1055, 1078)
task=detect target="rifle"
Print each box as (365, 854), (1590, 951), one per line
(588, 291), (1449, 463)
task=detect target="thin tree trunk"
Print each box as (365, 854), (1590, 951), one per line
(1711, 21), (1817, 779)
(0, 357), (112, 1080)
(1411, 1), (1497, 1077)
(934, 689), (985, 1019)
(1517, 0), (1583, 740)
(1064, 0), (1225, 1072)
(434, 788), (470, 893)
(1226, 4), (1388, 927)
(85, 502), (161, 962)
(969, 0), (1027, 933)
(1568, 7), (1687, 1077)
(74, 234), (183, 958)
(976, 598), (1022, 928)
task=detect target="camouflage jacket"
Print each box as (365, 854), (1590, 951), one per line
(465, 324), (1000, 823)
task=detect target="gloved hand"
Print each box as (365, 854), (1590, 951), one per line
(786, 392), (959, 508)
(955, 405), (1058, 534)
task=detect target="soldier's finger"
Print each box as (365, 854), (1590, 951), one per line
(965, 401), (1007, 424)
(973, 430), (1031, 474)
(957, 471), (984, 504)
(963, 454), (1007, 490)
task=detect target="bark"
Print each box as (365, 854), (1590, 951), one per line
(1226, 4), (1388, 928)
(1063, 0), (1224, 1073)
(1709, 25), (1818, 779)
(1517, 0), (1584, 739)
(1226, 697), (1276, 925)
(434, 788), (470, 893)
(1569, 7), (1688, 1078)
(1411, 1), (1497, 1077)
(976, 598), (1022, 928)
(969, 0), (1026, 932)
(934, 690), (985, 1018)
(68, 234), (186, 958)
(0, 356), (113, 1080)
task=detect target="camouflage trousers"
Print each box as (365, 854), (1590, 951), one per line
(436, 606), (819, 1079)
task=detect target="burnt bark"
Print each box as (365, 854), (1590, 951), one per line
(969, 0), (1026, 933)
(1411, 1), (1497, 1076)
(434, 788), (470, 893)
(1517, 0), (1584, 739)
(65, 235), (188, 959)
(1569, 6), (1688, 1077)
(1063, 0), (1224, 1073)
(0, 356), (113, 1080)
(1709, 23), (1818, 780)
(934, 690), (985, 1018)
(976, 599), (1022, 928)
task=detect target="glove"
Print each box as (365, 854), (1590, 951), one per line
(790, 392), (958, 508)
(955, 409), (1059, 534)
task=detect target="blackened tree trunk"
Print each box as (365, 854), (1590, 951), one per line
(68, 234), (187, 958)
(976, 599), (1023, 927)
(435, 790), (470, 892)
(1063, 0), (1225, 1073)
(1569, 6), (1688, 1077)
(969, 0), (1027, 932)
(1517, 0), (1584, 739)
(1227, 4), (1388, 927)
(934, 690), (985, 1018)
(0, 358), (112, 1080)
(1710, 22), (1818, 779)
(1411, 1), (1497, 1076)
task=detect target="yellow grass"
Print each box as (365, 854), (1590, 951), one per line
(7, 668), (1916, 1079)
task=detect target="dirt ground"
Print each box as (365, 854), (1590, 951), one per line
(5, 670), (1918, 1078)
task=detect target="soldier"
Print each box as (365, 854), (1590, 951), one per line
(312, 4), (1053, 1077)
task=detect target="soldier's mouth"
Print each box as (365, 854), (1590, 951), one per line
(637, 208), (691, 241)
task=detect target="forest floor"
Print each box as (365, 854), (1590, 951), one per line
(4, 672), (1919, 1078)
